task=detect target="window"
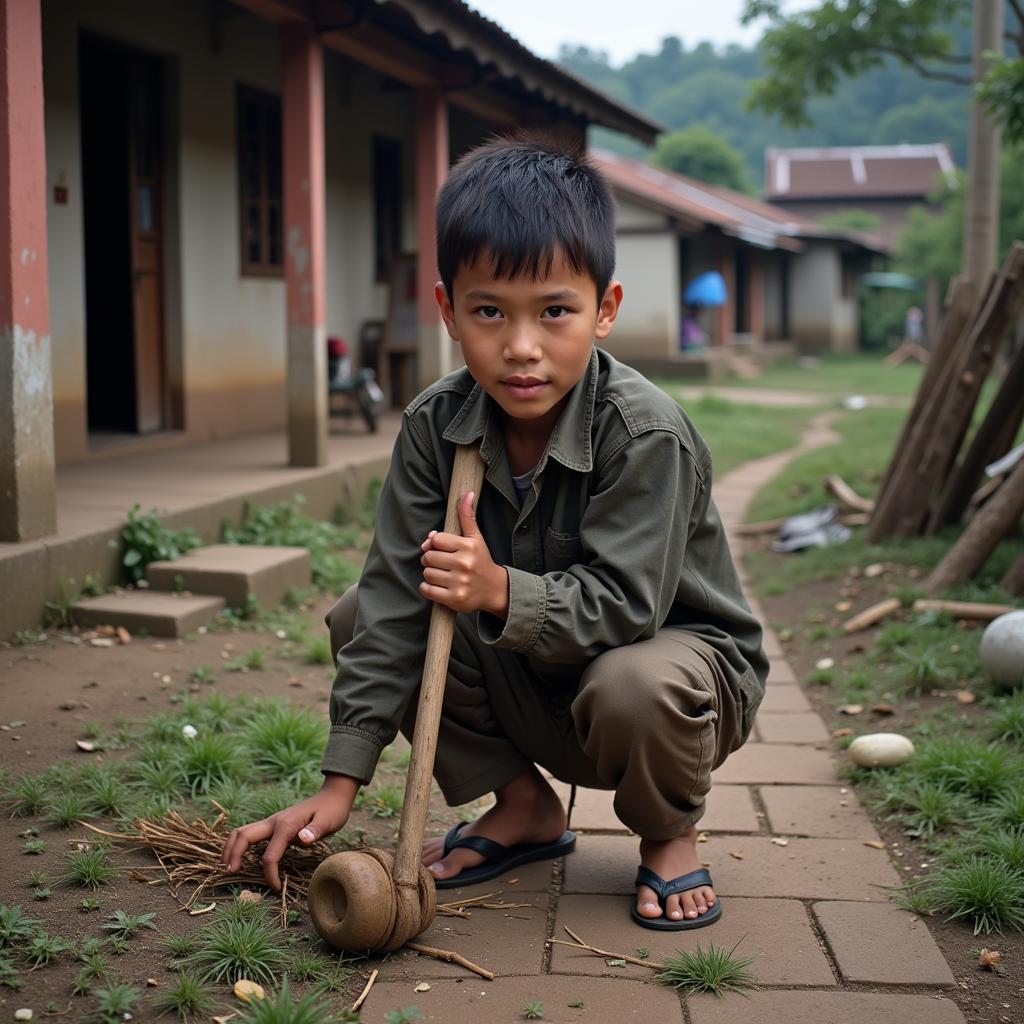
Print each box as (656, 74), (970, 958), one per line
(237, 85), (282, 276)
(373, 136), (402, 283)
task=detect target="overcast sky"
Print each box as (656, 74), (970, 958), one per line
(467, 0), (788, 65)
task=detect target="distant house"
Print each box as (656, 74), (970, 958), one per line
(763, 143), (958, 247)
(3, 0), (658, 546)
(594, 150), (886, 363)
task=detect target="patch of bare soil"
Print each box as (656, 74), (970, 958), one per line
(752, 554), (1023, 1024)
(0, 597), (488, 1021)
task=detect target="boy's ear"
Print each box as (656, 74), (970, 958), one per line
(594, 281), (623, 341)
(435, 282), (461, 342)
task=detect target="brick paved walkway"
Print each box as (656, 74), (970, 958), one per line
(358, 414), (966, 1023)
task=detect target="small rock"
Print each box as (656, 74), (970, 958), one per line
(414, 983), (431, 993)
(871, 703), (895, 715)
(233, 980), (265, 1004)
(835, 601), (852, 612)
(14, 1010), (33, 1021)
(770, 838), (789, 846)
(864, 563), (885, 578)
(838, 704), (864, 715)
(815, 657), (835, 671)
(145, 979), (159, 987)
(955, 690), (976, 705)
(76, 740), (96, 752)
(89, 637), (114, 648)
(160, 675), (171, 684)
(116, 627), (131, 645)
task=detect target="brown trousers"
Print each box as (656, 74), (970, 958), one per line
(327, 587), (746, 840)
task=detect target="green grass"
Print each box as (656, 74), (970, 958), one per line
(181, 901), (289, 986)
(721, 353), (924, 397)
(152, 971), (213, 1021)
(60, 845), (113, 890)
(655, 392), (813, 475)
(101, 910), (157, 940)
(656, 939), (757, 996)
(0, 905), (41, 948)
(237, 979), (342, 1024)
(92, 983), (141, 1024)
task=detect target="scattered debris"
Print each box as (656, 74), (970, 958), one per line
(864, 563), (885, 578)
(89, 638), (114, 648)
(955, 690), (976, 705)
(414, 983), (431, 993)
(815, 657), (835, 671)
(729, 851), (745, 861)
(978, 948), (1003, 972)
(233, 980), (264, 1004)
(838, 705), (864, 716)
(770, 838), (789, 847)
(843, 598), (901, 634)
(913, 599), (1016, 621)
(863, 840), (886, 850)
(75, 740), (96, 753)
(871, 703), (895, 715)
(116, 627), (131, 645)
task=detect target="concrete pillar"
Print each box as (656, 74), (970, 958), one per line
(713, 240), (735, 346)
(0, 0), (56, 542)
(281, 22), (327, 467)
(415, 87), (449, 390)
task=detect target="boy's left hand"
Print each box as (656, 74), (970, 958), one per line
(419, 491), (509, 618)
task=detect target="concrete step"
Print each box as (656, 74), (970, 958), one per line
(145, 544), (310, 610)
(70, 591), (225, 638)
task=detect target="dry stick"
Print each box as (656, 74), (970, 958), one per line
(824, 475), (875, 514)
(843, 598), (902, 634)
(1001, 552), (1024, 596)
(926, 456), (1024, 595)
(928, 337), (1024, 531)
(548, 926), (659, 971)
(350, 969), (379, 1014)
(911, 599), (1017, 620)
(869, 276), (976, 542)
(405, 942), (495, 980)
(966, 474), (1006, 519)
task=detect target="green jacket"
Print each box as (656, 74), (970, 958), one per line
(322, 348), (768, 783)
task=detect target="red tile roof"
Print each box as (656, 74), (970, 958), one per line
(764, 144), (956, 199)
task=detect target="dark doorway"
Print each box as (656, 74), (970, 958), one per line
(80, 33), (167, 436)
(734, 247), (750, 334)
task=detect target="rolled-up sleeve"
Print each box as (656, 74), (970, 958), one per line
(321, 417), (444, 783)
(478, 429), (703, 663)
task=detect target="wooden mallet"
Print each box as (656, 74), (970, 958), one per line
(307, 442), (486, 952)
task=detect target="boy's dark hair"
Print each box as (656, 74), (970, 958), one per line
(436, 131), (616, 302)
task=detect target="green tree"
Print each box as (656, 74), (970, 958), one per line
(817, 209), (886, 233)
(652, 125), (752, 192)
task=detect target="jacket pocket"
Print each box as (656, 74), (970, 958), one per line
(542, 526), (584, 572)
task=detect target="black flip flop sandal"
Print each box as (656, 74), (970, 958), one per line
(630, 865), (723, 930)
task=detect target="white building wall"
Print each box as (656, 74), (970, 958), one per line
(605, 232), (679, 361)
(789, 243), (838, 352)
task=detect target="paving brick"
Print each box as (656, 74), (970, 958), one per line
(760, 785), (880, 839)
(413, 852), (555, 899)
(69, 590), (224, 638)
(146, 543), (309, 609)
(689, 990), (966, 1024)
(767, 659), (797, 683)
(755, 712), (830, 744)
(549, 782), (760, 834)
(551, 895), (835, 986)
(713, 743), (837, 785)
(364, 976), (683, 1022)
(814, 901), (956, 985)
(762, 631), (784, 658)
(563, 835), (901, 900)
(373, 891), (550, 981)
(758, 685), (812, 713)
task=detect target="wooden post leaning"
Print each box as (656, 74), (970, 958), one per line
(308, 442), (486, 953)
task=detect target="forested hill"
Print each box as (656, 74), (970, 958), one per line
(558, 26), (972, 188)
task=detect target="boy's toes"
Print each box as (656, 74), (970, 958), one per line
(635, 884), (664, 919)
(427, 848), (483, 880)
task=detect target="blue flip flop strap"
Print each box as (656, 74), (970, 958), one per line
(634, 866), (713, 900)
(442, 822), (509, 864)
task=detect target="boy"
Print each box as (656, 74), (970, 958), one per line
(221, 134), (767, 930)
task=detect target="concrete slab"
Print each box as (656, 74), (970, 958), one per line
(69, 590), (224, 638)
(364, 976), (684, 1022)
(758, 685), (812, 713)
(689, 990), (965, 1024)
(767, 659), (797, 683)
(755, 712), (831, 744)
(551, 895), (836, 986)
(760, 785), (880, 840)
(146, 543), (310, 610)
(813, 901), (956, 986)
(563, 835), (901, 900)
(713, 743), (836, 785)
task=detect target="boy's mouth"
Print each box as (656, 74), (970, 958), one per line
(502, 377), (548, 398)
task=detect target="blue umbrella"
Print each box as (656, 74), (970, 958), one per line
(684, 271), (728, 307)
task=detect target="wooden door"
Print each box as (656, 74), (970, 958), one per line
(128, 53), (166, 434)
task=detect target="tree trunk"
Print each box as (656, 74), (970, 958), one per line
(925, 456), (1024, 595)
(868, 278), (975, 542)
(1001, 553), (1024, 596)
(927, 340), (1024, 531)
(961, 0), (1003, 284)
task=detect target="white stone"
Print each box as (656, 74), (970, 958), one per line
(15, 1010), (34, 1021)
(980, 611), (1024, 688)
(181, 724), (197, 740)
(848, 733), (915, 768)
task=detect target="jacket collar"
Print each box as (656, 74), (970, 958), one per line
(442, 348), (598, 474)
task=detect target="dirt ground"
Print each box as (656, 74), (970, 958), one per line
(0, 596), (486, 1021)
(752, 555), (1023, 1024)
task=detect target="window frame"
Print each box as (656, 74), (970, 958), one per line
(236, 83), (283, 279)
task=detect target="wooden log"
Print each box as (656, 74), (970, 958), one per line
(843, 597), (902, 634)
(868, 277), (976, 542)
(825, 475), (875, 514)
(1001, 553), (1024, 596)
(925, 456), (1024, 595)
(927, 337), (1024, 531)
(912, 599), (1017, 620)
(891, 244), (1024, 538)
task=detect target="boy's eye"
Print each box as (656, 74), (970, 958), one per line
(543, 305), (570, 319)
(475, 305), (502, 319)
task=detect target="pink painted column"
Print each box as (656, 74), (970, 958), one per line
(415, 87), (449, 391)
(0, 0), (56, 541)
(281, 22), (327, 467)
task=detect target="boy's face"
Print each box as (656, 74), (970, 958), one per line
(436, 251), (622, 431)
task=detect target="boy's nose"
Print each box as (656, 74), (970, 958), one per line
(503, 324), (541, 362)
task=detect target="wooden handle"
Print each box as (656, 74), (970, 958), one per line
(392, 442), (486, 887)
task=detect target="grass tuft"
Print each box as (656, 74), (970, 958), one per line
(237, 978), (341, 1024)
(656, 939), (757, 996)
(60, 845), (114, 890)
(152, 971), (212, 1021)
(923, 855), (1024, 935)
(181, 903), (289, 985)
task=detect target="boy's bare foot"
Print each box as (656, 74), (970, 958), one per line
(421, 766), (567, 881)
(635, 827), (716, 922)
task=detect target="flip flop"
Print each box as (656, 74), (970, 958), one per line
(431, 822), (577, 889)
(630, 866), (723, 930)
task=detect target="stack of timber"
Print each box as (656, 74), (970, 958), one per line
(866, 242), (1024, 598)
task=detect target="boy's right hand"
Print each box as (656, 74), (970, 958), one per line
(219, 773), (359, 891)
